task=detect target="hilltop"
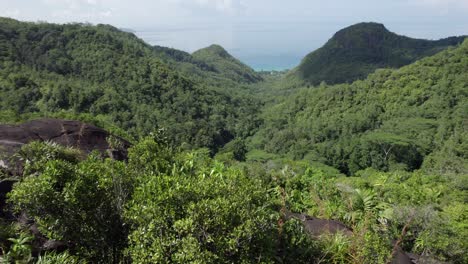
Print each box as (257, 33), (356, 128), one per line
(153, 44), (262, 85)
(255, 38), (468, 175)
(290, 22), (466, 85)
(192, 44), (263, 83)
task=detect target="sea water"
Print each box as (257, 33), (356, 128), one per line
(134, 22), (334, 71)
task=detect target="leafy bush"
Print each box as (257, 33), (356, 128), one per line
(125, 141), (279, 263)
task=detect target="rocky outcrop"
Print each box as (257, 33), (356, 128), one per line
(0, 118), (131, 169)
(0, 119), (131, 256)
(285, 211), (353, 237)
(285, 211), (415, 264)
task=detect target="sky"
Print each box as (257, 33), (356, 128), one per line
(2, 0), (468, 70)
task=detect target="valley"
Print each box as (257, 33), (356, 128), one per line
(0, 17), (466, 263)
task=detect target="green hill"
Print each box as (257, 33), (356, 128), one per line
(290, 22), (466, 85)
(0, 17), (261, 151)
(192, 44), (263, 83)
(254, 39), (468, 175)
(153, 44), (262, 86)
(152, 46), (217, 77)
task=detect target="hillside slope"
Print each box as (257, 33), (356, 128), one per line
(291, 22), (466, 85)
(153, 44), (262, 86)
(254, 39), (468, 174)
(0, 17), (261, 150)
(192, 44), (263, 83)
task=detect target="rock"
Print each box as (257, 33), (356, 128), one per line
(285, 211), (415, 264)
(42, 239), (67, 251)
(18, 212), (68, 255)
(0, 119), (131, 256)
(285, 211), (353, 237)
(391, 249), (414, 264)
(0, 179), (15, 218)
(0, 118), (131, 168)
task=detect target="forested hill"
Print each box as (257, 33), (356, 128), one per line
(0, 17), (261, 151)
(154, 44), (262, 85)
(289, 22), (466, 85)
(253, 39), (468, 175)
(192, 44), (263, 83)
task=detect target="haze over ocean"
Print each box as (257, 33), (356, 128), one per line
(3, 0), (468, 71)
(135, 20), (468, 71)
(134, 22), (321, 71)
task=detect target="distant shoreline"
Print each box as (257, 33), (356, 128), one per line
(134, 29), (304, 72)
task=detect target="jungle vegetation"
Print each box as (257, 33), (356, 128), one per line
(289, 22), (466, 86)
(0, 17), (466, 263)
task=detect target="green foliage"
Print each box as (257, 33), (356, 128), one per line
(6, 139), (318, 263)
(215, 138), (248, 162)
(124, 140), (279, 263)
(192, 44), (263, 84)
(290, 22), (466, 85)
(277, 219), (321, 263)
(2, 232), (33, 263)
(1, 17), (466, 264)
(319, 233), (352, 264)
(0, 17), (262, 152)
(413, 201), (468, 263)
(353, 226), (392, 264)
(155, 44), (262, 86)
(36, 251), (85, 264)
(8, 143), (133, 262)
(245, 149), (279, 163)
(257, 39), (468, 175)
(276, 162), (467, 263)
(15, 141), (82, 176)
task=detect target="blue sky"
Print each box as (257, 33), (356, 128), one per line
(2, 0), (467, 70)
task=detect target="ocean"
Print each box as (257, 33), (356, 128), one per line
(134, 22), (335, 71)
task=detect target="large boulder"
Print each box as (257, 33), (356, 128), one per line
(285, 211), (353, 237)
(285, 211), (415, 264)
(0, 118), (130, 167)
(0, 119), (131, 256)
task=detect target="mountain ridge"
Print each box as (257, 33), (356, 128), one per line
(152, 43), (262, 85)
(290, 22), (466, 85)
(255, 38), (468, 174)
(0, 17), (261, 151)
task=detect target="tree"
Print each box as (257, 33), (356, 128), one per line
(8, 142), (133, 262)
(124, 138), (279, 263)
(232, 138), (247, 162)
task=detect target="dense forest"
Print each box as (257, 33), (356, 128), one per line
(0, 17), (260, 152)
(0, 18), (466, 264)
(253, 40), (468, 175)
(289, 22), (466, 85)
(154, 44), (263, 86)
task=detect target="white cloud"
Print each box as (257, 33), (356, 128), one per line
(0, 9), (21, 19)
(42, 0), (113, 21)
(410, 0), (468, 9)
(194, 0), (246, 14)
(100, 10), (112, 17)
(1, 0), (467, 32)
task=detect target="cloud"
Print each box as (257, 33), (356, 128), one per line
(40, 0), (248, 25)
(42, 0), (113, 21)
(1, 0), (467, 31)
(0, 9), (21, 19)
(410, 0), (468, 9)
(194, 0), (246, 15)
